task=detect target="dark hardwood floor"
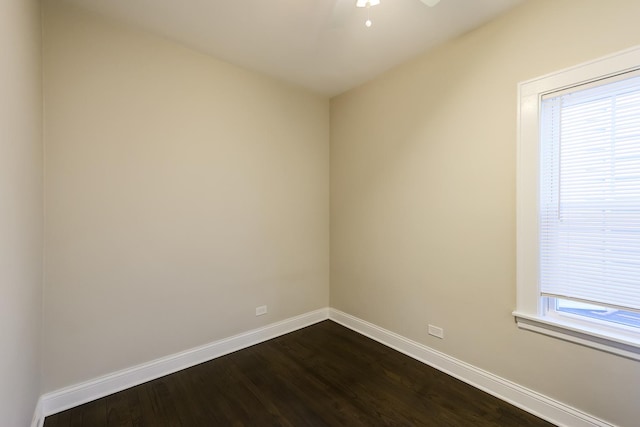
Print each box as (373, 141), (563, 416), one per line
(44, 320), (555, 426)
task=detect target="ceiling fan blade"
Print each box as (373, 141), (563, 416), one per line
(420, 0), (441, 6)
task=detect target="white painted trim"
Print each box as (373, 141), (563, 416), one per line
(328, 308), (616, 427)
(41, 308), (329, 417)
(516, 43), (640, 363)
(37, 307), (617, 426)
(31, 396), (44, 427)
(514, 312), (640, 362)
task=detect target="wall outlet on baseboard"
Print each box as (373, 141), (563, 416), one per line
(255, 305), (267, 316)
(428, 324), (444, 339)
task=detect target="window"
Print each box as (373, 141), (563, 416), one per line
(515, 46), (640, 360)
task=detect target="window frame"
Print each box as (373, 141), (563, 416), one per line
(514, 45), (640, 361)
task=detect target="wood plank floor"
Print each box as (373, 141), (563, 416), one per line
(44, 320), (556, 426)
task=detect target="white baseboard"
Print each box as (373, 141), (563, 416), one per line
(328, 308), (615, 427)
(36, 307), (615, 427)
(31, 396), (43, 427)
(41, 308), (329, 417)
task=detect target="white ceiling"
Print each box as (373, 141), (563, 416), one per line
(59, 0), (525, 96)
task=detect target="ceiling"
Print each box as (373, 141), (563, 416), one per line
(59, 0), (525, 96)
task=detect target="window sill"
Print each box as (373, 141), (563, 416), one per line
(513, 311), (640, 361)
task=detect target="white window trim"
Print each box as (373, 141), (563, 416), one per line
(514, 44), (640, 361)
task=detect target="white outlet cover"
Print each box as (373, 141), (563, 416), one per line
(256, 305), (268, 316)
(428, 324), (444, 339)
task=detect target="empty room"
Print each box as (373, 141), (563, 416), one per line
(2, 0), (640, 426)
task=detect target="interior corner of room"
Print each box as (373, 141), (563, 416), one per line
(2, 0), (640, 427)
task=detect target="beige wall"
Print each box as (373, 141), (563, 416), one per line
(0, 0), (43, 425)
(330, 0), (640, 425)
(43, 2), (329, 391)
(39, 0), (640, 424)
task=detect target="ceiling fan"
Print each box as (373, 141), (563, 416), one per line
(355, 0), (441, 27)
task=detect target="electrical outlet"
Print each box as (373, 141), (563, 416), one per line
(255, 305), (267, 316)
(428, 324), (444, 339)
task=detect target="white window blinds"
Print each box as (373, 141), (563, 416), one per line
(540, 72), (640, 312)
